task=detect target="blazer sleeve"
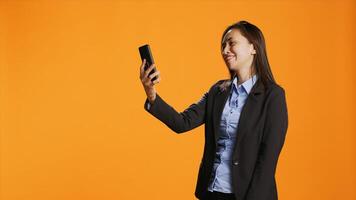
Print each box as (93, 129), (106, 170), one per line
(245, 87), (289, 200)
(143, 91), (208, 134)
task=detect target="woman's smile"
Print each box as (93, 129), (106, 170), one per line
(224, 54), (236, 62)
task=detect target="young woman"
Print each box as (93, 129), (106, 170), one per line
(139, 20), (288, 200)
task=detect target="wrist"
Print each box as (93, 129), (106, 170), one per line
(148, 94), (156, 104)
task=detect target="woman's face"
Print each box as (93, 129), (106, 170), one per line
(221, 29), (256, 72)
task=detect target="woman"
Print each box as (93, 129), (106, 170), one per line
(139, 20), (288, 200)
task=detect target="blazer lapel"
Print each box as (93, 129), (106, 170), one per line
(212, 84), (230, 147)
(235, 80), (265, 145)
(212, 78), (265, 148)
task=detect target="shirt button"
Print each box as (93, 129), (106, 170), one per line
(233, 161), (239, 166)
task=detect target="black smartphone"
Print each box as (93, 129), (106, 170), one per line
(139, 44), (157, 82)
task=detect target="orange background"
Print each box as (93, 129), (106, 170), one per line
(1, 0), (355, 199)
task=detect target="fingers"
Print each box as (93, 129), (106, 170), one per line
(139, 59), (161, 86)
(148, 70), (160, 80)
(139, 59), (155, 79)
(152, 76), (161, 85)
(144, 63), (156, 77)
(147, 70), (161, 87)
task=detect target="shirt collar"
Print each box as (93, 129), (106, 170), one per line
(231, 74), (258, 95)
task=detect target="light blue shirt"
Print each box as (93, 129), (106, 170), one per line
(207, 74), (258, 193)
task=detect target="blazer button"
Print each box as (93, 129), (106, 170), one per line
(233, 161), (239, 166)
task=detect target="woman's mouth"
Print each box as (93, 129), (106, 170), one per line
(225, 55), (235, 62)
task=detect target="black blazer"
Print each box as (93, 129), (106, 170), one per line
(143, 77), (288, 200)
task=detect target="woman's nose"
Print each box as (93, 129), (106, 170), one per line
(223, 45), (230, 54)
(222, 45), (230, 55)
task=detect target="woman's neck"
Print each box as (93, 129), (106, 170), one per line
(235, 67), (256, 85)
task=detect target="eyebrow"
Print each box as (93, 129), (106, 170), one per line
(222, 37), (233, 44)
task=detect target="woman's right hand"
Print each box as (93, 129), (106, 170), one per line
(140, 59), (161, 103)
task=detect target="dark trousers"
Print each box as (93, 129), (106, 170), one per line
(199, 190), (236, 200)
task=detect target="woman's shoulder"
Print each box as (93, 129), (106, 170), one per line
(208, 79), (230, 93)
(267, 82), (285, 94)
(264, 81), (286, 101)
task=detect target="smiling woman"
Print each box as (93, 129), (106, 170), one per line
(219, 21), (275, 93)
(140, 20), (288, 200)
(222, 29), (257, 72)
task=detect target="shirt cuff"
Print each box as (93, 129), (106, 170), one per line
(144, 98), (151, 111)
(146, 101), (151, 110)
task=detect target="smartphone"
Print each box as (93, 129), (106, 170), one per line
(139, 44), (157, 82)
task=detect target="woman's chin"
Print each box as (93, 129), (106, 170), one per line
(227, 64), (238, 71)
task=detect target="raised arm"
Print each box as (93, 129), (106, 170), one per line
(144, 92), (208, 133)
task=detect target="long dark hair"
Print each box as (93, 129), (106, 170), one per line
(219, 20), (276, 91)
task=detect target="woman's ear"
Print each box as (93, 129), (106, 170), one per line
(250, 44), (256, 55)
